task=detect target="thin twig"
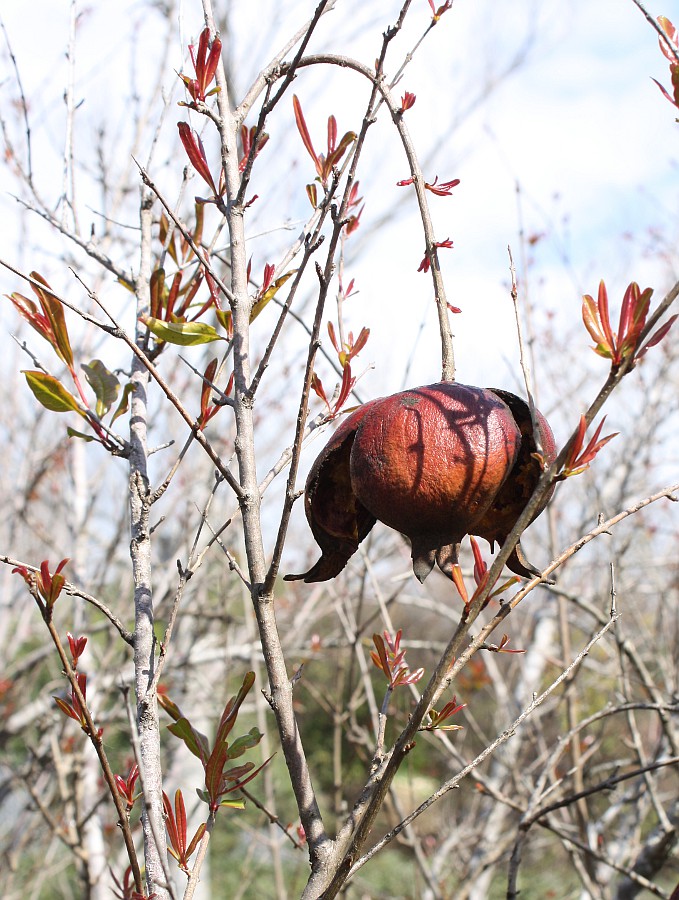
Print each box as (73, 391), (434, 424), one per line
(508, 245), (544, 455)
(183, 810), (216, 900)
(289, 51), (457, 381)
(240, 787), (306, 851)
(133, 159), (234, 304)
(350, 613), (620, 879)
(235, 0), (339, 124)
(123, 689), (177, 900)
(0, 17), (33, 183)
(630, 0), (679, 64)
(60, 0), (79, 233)
(1, 556), (133, 644)
(40, 611), (143, 893)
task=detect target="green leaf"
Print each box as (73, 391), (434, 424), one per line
(110, 383), (134, 425)
(142, 316), (225, 346)
(219, 271), (297, 334)
(158, 693), (183, 722)
(219, 798), (246, 810)
(81, 359), (120, 418)
(250, 270), (296, 323)
(227, 727), (263, 760)
(67, 427), (96, 442)
(23, 371), (86, 417)
(185, 821), (207, 858)
(168, 717), (211, 764)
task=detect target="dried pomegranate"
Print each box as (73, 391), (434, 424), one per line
(286, 382), (556, 584)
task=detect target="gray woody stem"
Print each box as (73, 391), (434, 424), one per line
(291, 52), (457, 381)
(201, 0), (330, 871)
(129, 191), (171, 899)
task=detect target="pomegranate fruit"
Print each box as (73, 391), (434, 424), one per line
(285, 382), (556, 584)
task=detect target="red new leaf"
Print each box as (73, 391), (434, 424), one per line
(561, 415), (618, 478)
(177, 122), (218, 195)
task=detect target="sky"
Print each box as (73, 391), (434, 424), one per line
(1, 0), (678, 430)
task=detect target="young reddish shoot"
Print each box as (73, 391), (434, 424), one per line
(658, 14), (679, 59)
(177, 122), (219, 197)
(115, 764), (140, 813)
(418, 238), (454, 273)
(67, 632), (87, 669)
(425, 175), (461, 196)
(582, 279), (675, 369)
(13, 558), (70, 610)
(422, 696), (466, 732)
(197, 358), (224, 430)
(652, 16), (679, 110)
(636, 313), (678, 360)
(327, 321), (370, 369)
(310, 373), (330, 409)
(452, 537), (521, 611)
(8, 273), (74, 367)
(292, 95), (356, 187)
(486, 634), (525, 654)
(159, 673), (271, 813)
(257, 263), (275, 298)
(371, 630), (425, 689)
(178, 27), (222, 103)
(159, 203), (205, 269)
(560, 415), (618, 479)
(217, 264), (294, 336)
(397, 175), (460, 197)
(110, 866), (153, 900)
(163, 789), (206, 873)
(311, 365), (356, 420)
(338, 277), (357, 303)
(53, 672), (102, 738)
(428, 0), (453, 23)
(312, 305), (367, 419)
(344, 181), (364, 236)
(399, 91), (416, 112)
(39, 557), (69, 606)
(238, 124), (269, 173)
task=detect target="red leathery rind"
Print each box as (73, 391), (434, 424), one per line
(349, 383), (522, 578)
(474, 389), (557, 578)
(477, 389), (557, 545)
(284, 401), (379, 582)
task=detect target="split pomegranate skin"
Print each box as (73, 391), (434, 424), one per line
(285, 382), (556, 584)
